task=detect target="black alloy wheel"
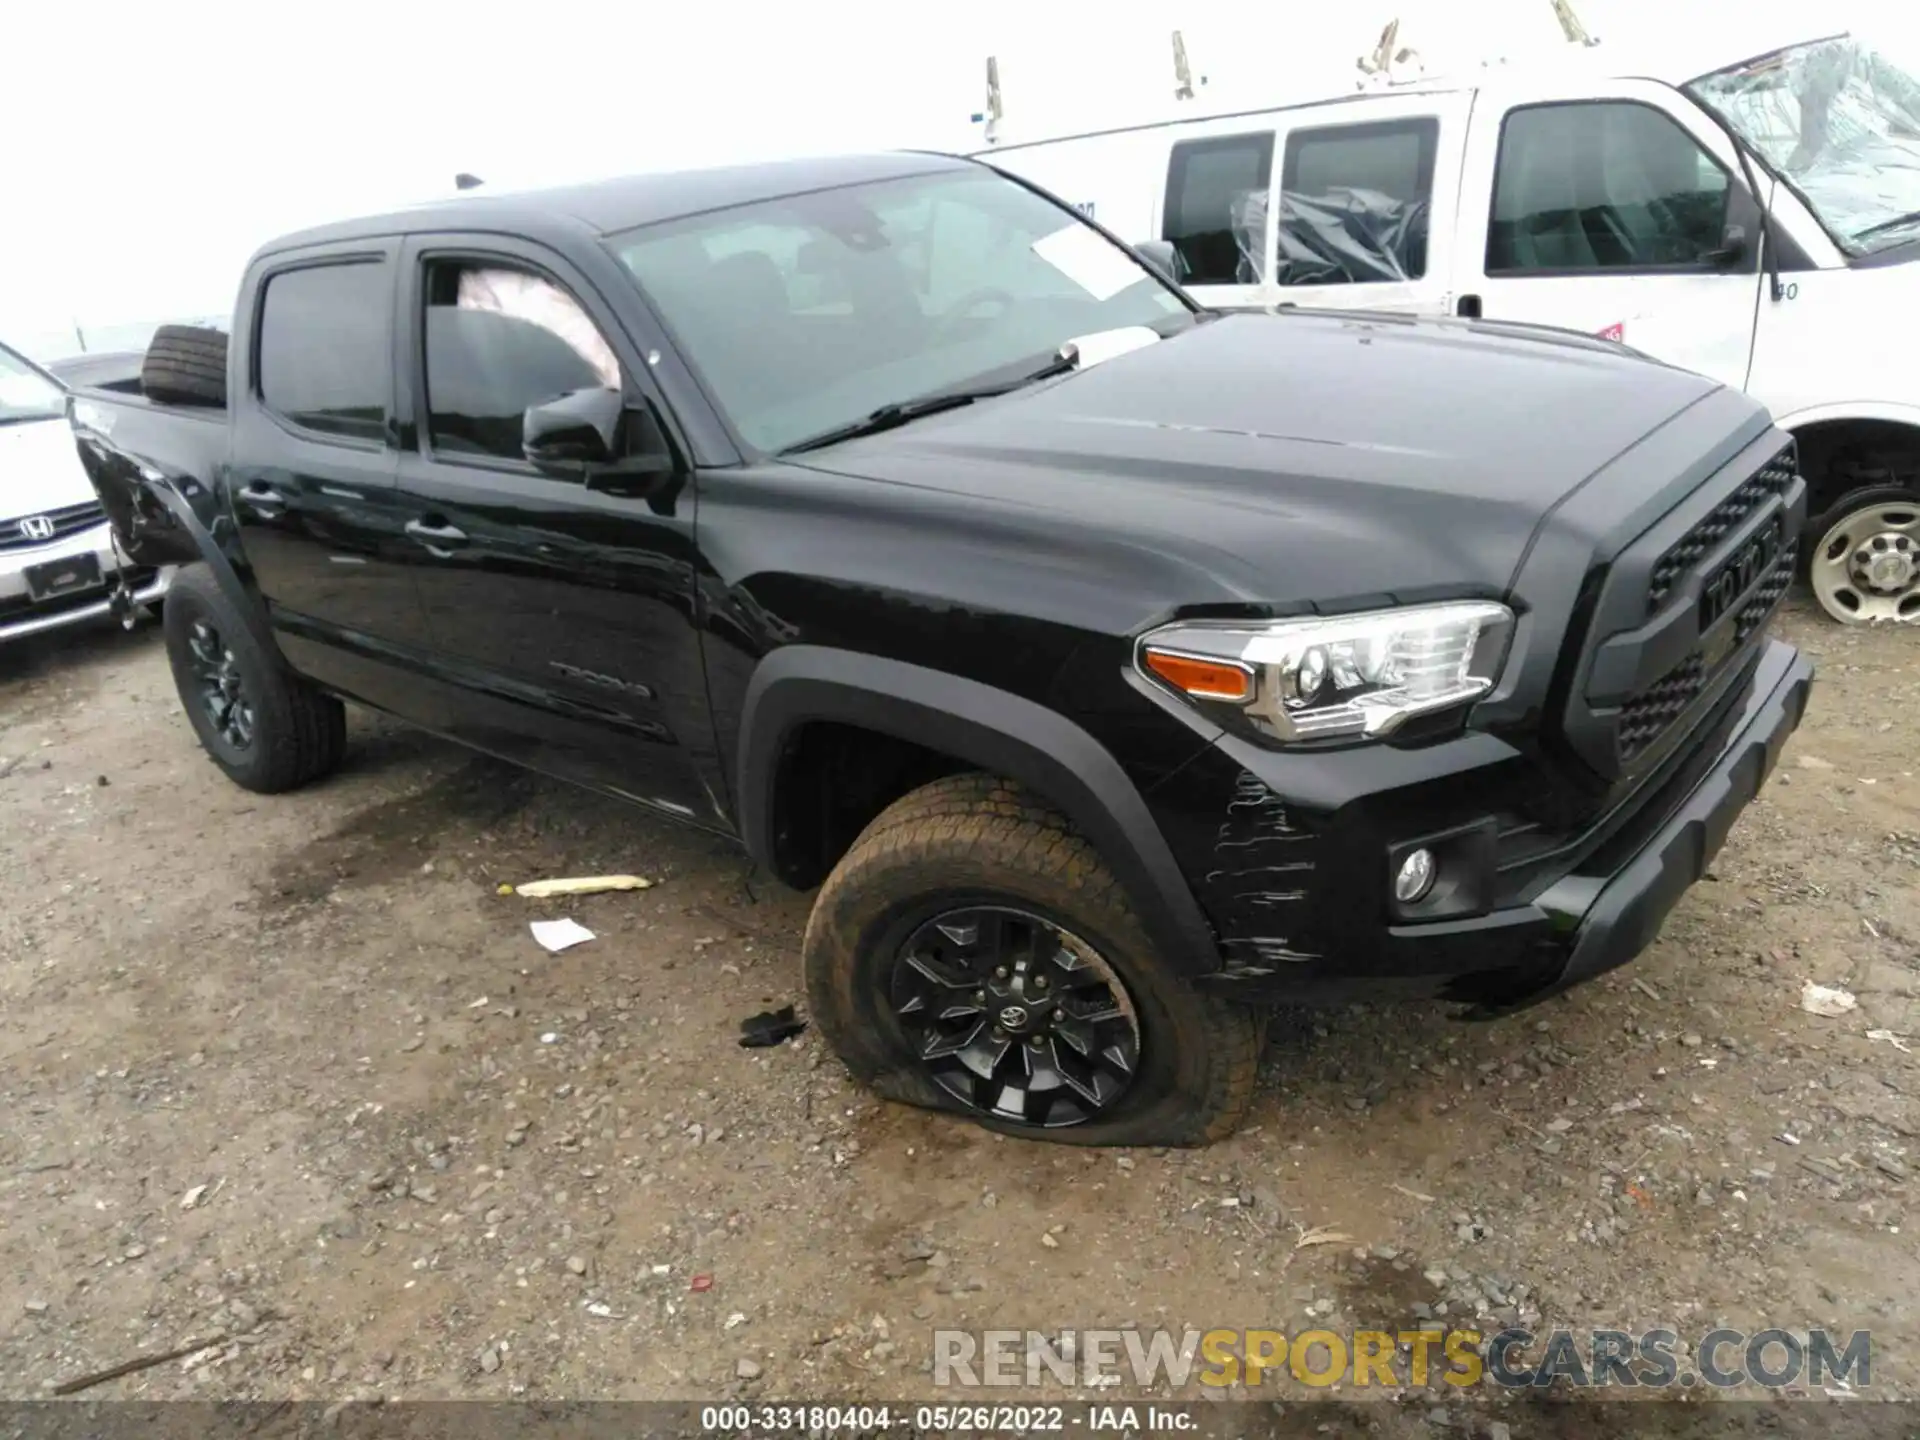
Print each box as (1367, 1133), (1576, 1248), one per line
(888, 904), (1141, 1127)
(185, 617), (255, 750)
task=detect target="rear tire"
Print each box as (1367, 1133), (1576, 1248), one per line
(803, 774), (1264, 1146)
(141, 325), (228, 407)
(162, 565), (345, 793)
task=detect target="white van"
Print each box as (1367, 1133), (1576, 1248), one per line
(980, 31), (1920, 626)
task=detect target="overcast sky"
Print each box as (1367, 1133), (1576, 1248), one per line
(4, 0), (1914, 358)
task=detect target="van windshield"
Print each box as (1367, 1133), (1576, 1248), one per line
(1689, 36), (1920, 256)
(610, 167), (1194, 453)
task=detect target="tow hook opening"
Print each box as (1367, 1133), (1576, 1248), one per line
(1447, 942), (1570, 1020)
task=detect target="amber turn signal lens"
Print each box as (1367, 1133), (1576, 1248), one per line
(1142, 648), (1253, 702)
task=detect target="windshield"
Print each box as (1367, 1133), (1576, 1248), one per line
(611, 166), (1192, 452)
(1689, 36), (1920, 256)
(0, 344), (65, 426)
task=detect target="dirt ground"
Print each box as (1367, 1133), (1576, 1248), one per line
(2, 596), (1916, 1416)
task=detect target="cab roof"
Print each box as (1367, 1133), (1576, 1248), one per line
(257, 150), (978, 258)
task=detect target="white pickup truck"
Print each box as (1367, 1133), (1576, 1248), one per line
(984, 30), (1920, 626)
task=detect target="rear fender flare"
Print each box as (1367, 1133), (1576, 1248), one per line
(142, 478), (283, 664)
(736, 645), (1221, 979)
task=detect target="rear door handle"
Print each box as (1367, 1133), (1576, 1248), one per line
(405, 517), (469, 556)
(238, 482), (286, 514)
(1455, 293), (1483, 319)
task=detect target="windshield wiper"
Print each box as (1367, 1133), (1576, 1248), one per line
(1852, 209), (1920, 242)
(780, 352), (1078, 455)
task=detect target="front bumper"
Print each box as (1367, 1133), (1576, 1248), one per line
(0, 521), (173, 642)
(1465, 638), (1812, 1015)
(1176, 639), (1813, 1008)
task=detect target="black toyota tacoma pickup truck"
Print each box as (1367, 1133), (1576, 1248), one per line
(67, 151), (1813, 1146)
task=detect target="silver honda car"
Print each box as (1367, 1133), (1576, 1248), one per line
(1, 340), (171, 643)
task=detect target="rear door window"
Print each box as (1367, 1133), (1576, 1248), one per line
(256, 261), (391, 442)
(1277, 117), (1439, 285)
(1161, 132), (1275, 285)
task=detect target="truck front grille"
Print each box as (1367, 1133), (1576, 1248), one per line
(1734, 545), (1795, 644)
(1618, 655), (1706, 765)
(1558, 438), (1803, 786)
(0, 500), (106, 553)
(1645, 451), (1797, 613)
(1616, 540), (1796, 766)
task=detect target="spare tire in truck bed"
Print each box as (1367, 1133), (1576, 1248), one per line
(141, 324), (229, 407)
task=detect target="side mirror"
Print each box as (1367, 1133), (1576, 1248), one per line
(523, 388), (678, 493)
(1133, 238), (1188, 286)
(524, 387), (623, 470)
(1704, 224), (1748, 268)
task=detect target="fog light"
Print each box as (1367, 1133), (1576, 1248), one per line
(1394, 847), (1436, 904)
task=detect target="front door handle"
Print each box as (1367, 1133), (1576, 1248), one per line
(405, 517), (469, 557)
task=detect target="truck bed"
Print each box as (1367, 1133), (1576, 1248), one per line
(66, 385), (229, 570)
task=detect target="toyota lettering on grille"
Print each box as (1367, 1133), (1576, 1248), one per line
(17, 515), (56, 543)
(1699, 519), (1782, 632)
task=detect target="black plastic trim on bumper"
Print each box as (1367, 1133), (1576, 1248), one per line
(1189, 639), (1813, 1008)
(1465, 638), (1813, 1017)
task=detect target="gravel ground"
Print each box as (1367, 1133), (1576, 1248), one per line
(1, 597), (1916, 1416)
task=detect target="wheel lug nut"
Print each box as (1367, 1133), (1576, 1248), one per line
(993, 967), (1009, 980)
(1029, 1035), (1044, 1048)
(973, 991), (985, 1004)
(1032, 976), (1047, 990)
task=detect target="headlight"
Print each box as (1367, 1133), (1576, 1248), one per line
(1138, 601), (1515, 743)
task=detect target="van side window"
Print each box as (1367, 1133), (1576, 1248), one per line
(1162, 133), (1274, 285)
(257, 262), (390, 442)
(1277, 118), (1438, 286)
(422, 262), (621, 464)
(1488, 102), (1732, 273)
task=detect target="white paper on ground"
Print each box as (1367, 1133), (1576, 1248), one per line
(1799, 979), (1857, 1017)
(1031, 224), (1150, 302)
(531, 918), (597, 953)
(1061, 326), (1161, 370)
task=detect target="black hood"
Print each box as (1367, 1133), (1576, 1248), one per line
(791, 310), (1742, 610)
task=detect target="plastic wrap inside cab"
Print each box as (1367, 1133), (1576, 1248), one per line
(1231, 186), (1430, 286)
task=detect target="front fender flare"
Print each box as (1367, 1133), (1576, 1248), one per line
(736, 645), (1222, 979)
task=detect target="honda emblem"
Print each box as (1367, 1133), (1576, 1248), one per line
(17, 514), (56, 542)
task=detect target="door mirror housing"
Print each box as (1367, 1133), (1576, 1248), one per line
(1704, 223), (1748, 268)
(1133, 238), (1188, 286)
(523, 388), (679, 493)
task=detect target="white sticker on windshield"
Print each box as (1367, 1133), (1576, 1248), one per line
(1031, 224), (1149, 302)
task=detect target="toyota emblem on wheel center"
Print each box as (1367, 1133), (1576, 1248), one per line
(17, 515), (55, 542)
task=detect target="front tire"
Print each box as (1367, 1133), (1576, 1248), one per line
(803, 774), (1264, 1146)
(162, 565), (346, 793)
(1804, 485), (1920, 625)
